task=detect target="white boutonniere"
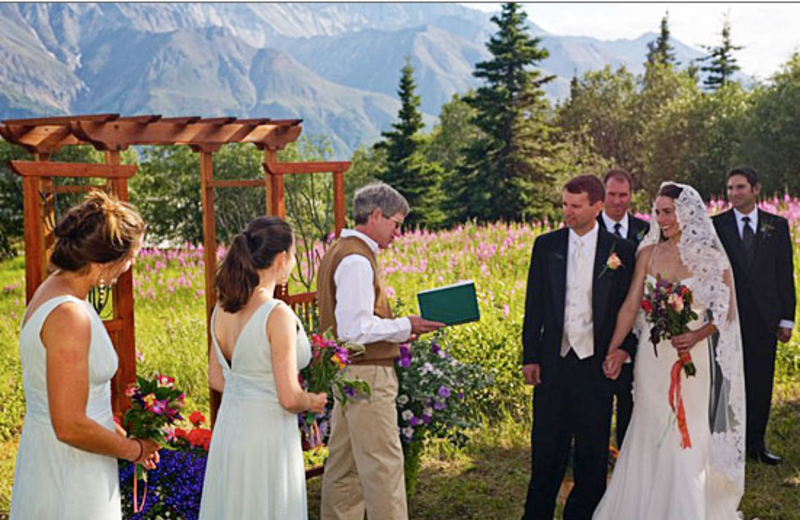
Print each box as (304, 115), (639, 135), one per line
(599, 243), (623, 279)
(760, 220), (775, 241)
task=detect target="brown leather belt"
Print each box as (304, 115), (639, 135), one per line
(350, 358), (397, 367)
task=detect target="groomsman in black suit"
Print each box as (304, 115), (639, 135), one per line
(713, 166), (796, 465)
(522, 175), (636, 520)
(596, 169), (650, 449)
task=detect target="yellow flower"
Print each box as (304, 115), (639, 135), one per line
(143, 393), (156, 408)
(331, 354), (346, 370)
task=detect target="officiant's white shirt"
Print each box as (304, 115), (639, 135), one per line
(333, 229), (412, 344)
(561, 224), (598, 360)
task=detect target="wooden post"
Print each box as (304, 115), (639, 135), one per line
(264, 149), (277, 215)
(333, 170), (346, 237)
(105, 150), (137, 415)
(199, 150), (222, 422)
(21, 174), (44, 304)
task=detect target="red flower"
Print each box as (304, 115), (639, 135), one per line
(174, 428), (188, 440)
(189, 411), (205, 426)
(641, 300), (654, 313)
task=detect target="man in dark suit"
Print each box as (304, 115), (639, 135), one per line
(713, 166), (796, 466)
(596, 169), (650, 449)
(522, 175), (636, 520)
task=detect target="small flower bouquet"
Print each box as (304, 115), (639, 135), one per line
(641, 274), (698, 377)
(299, 331), (371, 443)
(395, 333), (493, 494)
(123, 373), (186, 512)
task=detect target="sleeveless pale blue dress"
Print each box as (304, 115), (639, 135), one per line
(11, 295), (121, 520)
(199, 300), (312, 520)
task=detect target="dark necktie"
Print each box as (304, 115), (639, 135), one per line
(742, 216), (756, 264)
(613, 222), (623, 238)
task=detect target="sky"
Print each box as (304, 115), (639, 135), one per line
(465, 2), (800, 81)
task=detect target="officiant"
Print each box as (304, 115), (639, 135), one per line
(318, 182), (443, 520)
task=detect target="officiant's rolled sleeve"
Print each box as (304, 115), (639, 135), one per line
(334, 255), (412, 344)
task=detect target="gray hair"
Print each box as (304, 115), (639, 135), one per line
(352, 182), (409, 225)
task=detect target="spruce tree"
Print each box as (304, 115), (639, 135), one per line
(446, 2), (558, 222)
(701, 16), (743, 91)
(646, 11), (677, 66)
(374, 57), (445, 229)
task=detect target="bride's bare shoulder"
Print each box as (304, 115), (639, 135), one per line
(635, 243), (656, 261)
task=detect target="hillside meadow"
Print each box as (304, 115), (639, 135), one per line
(0, 205), (798, 519)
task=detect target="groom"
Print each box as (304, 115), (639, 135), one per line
(522, 175), (636, 520)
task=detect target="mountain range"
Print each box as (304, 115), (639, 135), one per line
(0, 3), (709, 156)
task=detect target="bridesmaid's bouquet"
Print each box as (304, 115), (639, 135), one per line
(300, 331), (370, 442)
(641, 274), (698, 377)
(123, 373), (186, 512)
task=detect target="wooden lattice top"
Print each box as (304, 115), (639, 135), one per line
(0, 113), (303, 154)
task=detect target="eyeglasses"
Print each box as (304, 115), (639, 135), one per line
(384, 214), (404, 231)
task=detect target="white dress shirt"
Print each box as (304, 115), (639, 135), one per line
(732, 208), (794, 330)
(333, 229), (412, 344)
(602, 211), (629, 239)
(561, 224), (598, 359)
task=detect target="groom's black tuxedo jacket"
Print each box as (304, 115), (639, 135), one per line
(713, 209), (796, 333)
(522, 227), (637, 381)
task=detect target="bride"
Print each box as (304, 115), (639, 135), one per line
(594, 182), (745, 520)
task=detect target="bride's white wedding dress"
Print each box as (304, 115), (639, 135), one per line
(594, 183), (746, 520)
(594, 276), (739, 520)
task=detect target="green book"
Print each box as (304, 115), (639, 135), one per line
(417, 280), (480, 326)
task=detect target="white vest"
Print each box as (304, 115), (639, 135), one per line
(561, 226), (597, 360)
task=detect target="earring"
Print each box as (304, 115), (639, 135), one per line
(98, 277), (107, 301)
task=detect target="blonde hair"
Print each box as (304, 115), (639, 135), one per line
(50, 190), (146, 272)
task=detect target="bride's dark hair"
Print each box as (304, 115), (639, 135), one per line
(658, 184), (683, 200)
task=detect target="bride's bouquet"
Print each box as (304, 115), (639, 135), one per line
(641, 275), (699, 449)
(641, 274), (698, 377)
(300, 331), (370, 445)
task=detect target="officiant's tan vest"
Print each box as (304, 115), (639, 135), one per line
(317, 236), (400, 365)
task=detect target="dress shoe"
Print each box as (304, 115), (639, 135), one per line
(748, 448), (782, 465)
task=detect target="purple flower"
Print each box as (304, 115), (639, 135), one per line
(410, 416), (422, 427)
(343, 386), (355, 398)
(398, 356), (411, 368)
(422, 414), (433, 424)
(431, 343), (441, 355)
(457, 391), (465, 400)
(152, 399), (168, 415)
(438, 386), (451, 398)
(434, 401), (446, 411)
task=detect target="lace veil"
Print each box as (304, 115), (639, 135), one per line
(636, 182), (746, 497)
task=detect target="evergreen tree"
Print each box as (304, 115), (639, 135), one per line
(374, 57), (445, 229)
(701, 16), (743, 91)
(446, 2), (558, 222)
(646, 11), (677, 66)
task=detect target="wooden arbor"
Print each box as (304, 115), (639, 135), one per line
(1, 113), (349, 415)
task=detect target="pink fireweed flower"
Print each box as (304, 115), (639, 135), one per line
(125, 385), (139, 398)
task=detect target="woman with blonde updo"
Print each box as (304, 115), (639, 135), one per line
(11, 191), (159, 520)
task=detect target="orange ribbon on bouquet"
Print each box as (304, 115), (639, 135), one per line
(132, 463), (148, 513)
(668, 352), (693, 449)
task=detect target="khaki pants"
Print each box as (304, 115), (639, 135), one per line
(320, 365), (407, 520)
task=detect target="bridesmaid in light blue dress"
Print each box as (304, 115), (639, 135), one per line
(199, 216), (327, 520)
(11, 191), (158, 520)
